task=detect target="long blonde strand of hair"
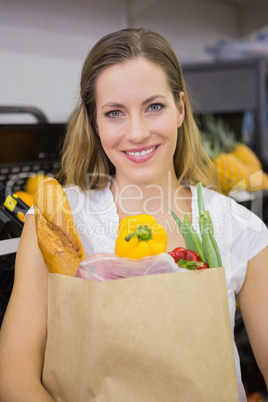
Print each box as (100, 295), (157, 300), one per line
(57, 103), (112, 190)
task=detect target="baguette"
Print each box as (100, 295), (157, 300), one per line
(34, 178), (86, 276)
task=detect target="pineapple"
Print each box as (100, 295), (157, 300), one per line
(202, 115), (268, 194)
(230, 143), (261, 175)
(212, 153), (249, 194)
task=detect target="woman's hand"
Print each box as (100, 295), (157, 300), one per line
(0, 215), (55, 401)
(238, 246), (268, 391)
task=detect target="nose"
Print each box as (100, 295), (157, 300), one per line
(125, 114), (150, 143)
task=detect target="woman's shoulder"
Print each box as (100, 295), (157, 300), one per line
(191, 184), (262, 223)
(190, 184), (232, 218)
(63, 183), (115, 212)
(26, 183), (115, 218)
(63, 184), (118, 254)
(191, 184), (268, 251)
(190, 184), (268, 241)
(204, 187), (267, 233)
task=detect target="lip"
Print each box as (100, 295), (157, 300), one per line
(122, 144), (159, 163)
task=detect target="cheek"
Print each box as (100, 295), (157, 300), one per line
(97, 121), (114, 147)
(97, 127), (120, 165)
(161, 116), (179, 140)
(99, 135), (114, 155)
(165, 119), (179, 151)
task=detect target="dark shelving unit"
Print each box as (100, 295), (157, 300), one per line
(183, 58), (268, 399)
(182, 57), (267, 161)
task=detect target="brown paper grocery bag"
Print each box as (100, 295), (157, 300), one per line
(42, 267), (239, 402)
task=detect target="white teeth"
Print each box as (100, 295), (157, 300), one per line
(126, 146), (156, 156)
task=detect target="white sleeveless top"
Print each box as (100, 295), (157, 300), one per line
(28, 184), (268, 401)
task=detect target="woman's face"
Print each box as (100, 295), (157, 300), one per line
(95, 58), (184, 187)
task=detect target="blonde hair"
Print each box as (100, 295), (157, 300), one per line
(57, 28), (217, 190)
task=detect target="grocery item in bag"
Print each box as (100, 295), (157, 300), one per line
(76, 252), (186, 282)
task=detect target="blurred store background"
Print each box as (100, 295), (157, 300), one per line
(1, 1), (268, 400)
(1, 0), (267, 123)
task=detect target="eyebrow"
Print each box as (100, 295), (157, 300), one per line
(101, 94), (167, 110)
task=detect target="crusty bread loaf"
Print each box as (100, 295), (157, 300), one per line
(34, 178), (86, 276)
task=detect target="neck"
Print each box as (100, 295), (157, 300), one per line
(110, 171), (190, 219)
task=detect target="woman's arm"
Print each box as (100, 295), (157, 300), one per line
(238, 246), (268, 390)
(0, 215), (55, 401)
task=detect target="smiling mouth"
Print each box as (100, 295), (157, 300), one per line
(124, 146), (157, 156)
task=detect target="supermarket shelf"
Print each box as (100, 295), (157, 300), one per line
(0, 237), (20, 256)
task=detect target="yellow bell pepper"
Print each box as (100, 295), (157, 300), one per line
(115, 214), (168, 259)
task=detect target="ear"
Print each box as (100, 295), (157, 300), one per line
(176, 92), (185, 128)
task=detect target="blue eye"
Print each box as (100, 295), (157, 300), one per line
(106, 110), (122, 118)
(148, 103), (164, 112)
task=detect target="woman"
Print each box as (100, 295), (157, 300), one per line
(0, 28), (267, 401)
